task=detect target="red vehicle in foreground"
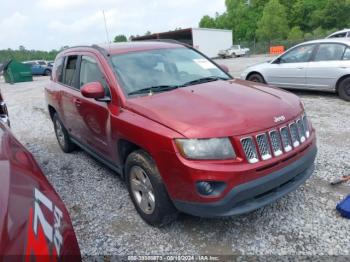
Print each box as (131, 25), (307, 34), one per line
(45, 41), (317, 227)
(0, 92), (81, 261)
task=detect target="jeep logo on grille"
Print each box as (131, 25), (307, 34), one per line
(274, 115), (286, 123)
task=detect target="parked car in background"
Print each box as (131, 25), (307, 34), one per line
(0, 92), (9, 126)
(218, 45), (250, 58)
(326, 29), (350, 38)
(48, 61), (55, 67)
(241, 39), (350, 101)
(46, 42), (317, 227)
(0, 91), (81, 260)
(23, 60), (52, 76)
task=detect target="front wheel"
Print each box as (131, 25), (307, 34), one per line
(44, 69), (51, 76)
(338, 77), (350, 102)
(247, 73), (265, 83)
(125, 150), (178, 227)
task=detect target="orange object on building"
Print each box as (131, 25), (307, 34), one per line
(270, 46), (285, 55)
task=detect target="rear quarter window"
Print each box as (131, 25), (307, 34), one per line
(330, 32), (347, 38)
(343, 48), (350, 60)
(54, 57), (65, 82)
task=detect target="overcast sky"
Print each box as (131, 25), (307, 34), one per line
(0, 0), (226, 51)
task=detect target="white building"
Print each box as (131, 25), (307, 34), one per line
(133, 28), (233, 58)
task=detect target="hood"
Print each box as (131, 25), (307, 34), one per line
(126, 79), (303, 138)
(247, 60), (270, 69)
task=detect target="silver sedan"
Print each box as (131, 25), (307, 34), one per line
(241, 39), (350, 101)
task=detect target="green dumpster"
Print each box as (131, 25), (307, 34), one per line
(1, 60), (33, 84)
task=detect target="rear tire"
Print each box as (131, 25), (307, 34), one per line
(53, 113), (76, 153)
(338, 77), (350, 102)
(247, 73), (265, 83)
(44, 69), (51, 76)
(125, 150), (178, 227)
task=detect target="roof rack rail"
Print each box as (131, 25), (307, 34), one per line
(138, 39), (191, 47)
(58, 44), (110, 57)
(91, 44), (110, 57)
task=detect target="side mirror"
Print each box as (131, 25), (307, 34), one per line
(219, 64), (230, 73)
(273, 57), (281, 64)
(81, 82), (105, 99)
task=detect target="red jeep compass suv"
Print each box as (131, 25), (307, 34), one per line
(45, 42), (317, 227)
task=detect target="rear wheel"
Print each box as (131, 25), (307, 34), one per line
(338, 77), (350, 102)
(44, 69), (51, 76)
(53, 113), (76, 153)
(125, 150), (178, 227)
(247, 73), (265, 83)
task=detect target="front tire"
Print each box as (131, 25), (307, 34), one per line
(53, 113), (76, 153)
(125, 150), (178, 227)
(338, 77), (350, 102)
(247, 73), (265, 83)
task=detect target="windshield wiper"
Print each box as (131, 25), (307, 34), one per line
(179, 76), (229, 87)
(128, 85), (179, 96)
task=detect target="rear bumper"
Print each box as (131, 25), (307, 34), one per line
(173, 145), (317, 218)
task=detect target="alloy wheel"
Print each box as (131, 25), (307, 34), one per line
(55, 119), (65, 147)
(130, 166), (155, 215)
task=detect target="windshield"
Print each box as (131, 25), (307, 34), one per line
(110, 48), (230, 96)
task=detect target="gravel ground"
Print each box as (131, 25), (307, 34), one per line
(0, 57), (350, 258)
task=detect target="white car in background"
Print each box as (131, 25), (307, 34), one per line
(241, 39), (350, 101)
(218, 45), (250, 58)
(326, 29), (350, 38)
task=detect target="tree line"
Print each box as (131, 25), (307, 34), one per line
(0, 45), (66, 64)
(199, 0), (350, 43)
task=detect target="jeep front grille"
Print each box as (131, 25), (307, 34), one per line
(296, 119), (306, 143)
(240, 115), (311, 164)
(289, 123), (300, 147)
(303, 115), (310, 138)
(241, 137), (259, 164)
(280, 127), (292, 152)
(256, 134), (272, 160)
(269, 130), (283, 157)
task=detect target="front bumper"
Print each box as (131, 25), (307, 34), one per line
(173, 145), (317, 218)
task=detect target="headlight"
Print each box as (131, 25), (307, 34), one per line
(175, 138), (236, 160)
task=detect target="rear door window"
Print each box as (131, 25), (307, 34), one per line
(314, 44), (346, 62)
(63, 56), (78, 87)
(79, 56), (110, 97)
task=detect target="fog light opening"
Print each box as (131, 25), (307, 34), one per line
(196, 181), (226, 196)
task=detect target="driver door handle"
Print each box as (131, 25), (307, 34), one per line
(297, 67), (304, 70)
(74, 98), (82, 107)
